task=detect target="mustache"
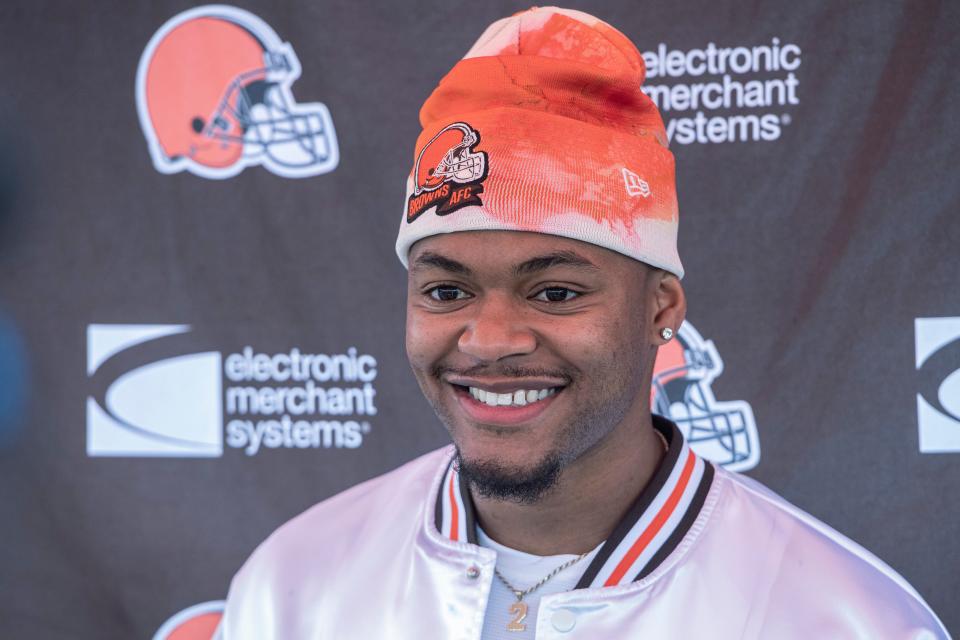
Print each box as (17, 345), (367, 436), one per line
(432, 362), (574, 383)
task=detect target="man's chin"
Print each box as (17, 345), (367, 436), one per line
(454, 449), (562, 505)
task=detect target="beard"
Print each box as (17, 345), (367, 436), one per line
(446, 363), (645, 505)
(454, 447), (563, 504)
(418, 345), (649, 505)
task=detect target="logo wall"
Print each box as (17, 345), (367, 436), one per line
(641, 38), (801, 145)
(915, 317), (960, 453)
(652, 321), (760, 471)
(136, 5), (339, 179)
(86, 324), (377, 457)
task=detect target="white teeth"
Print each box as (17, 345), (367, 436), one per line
(466, 386), (559, 407)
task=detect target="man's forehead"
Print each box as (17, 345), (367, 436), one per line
(408, 230), (644, 276)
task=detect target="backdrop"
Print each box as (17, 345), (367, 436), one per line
(0, 1), (957, 637)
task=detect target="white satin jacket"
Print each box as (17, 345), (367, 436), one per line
(223, 418), (949, 639)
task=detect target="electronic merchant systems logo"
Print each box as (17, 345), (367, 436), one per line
(915, 317), (960, 453)
(86, 324), (378, 458)
(641, 38), (801, 145)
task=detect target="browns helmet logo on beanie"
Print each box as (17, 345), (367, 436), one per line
(407, 122), (489, 223)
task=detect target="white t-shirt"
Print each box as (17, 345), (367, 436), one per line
(478, 527), (603, 640)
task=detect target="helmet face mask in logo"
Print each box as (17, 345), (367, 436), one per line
(651, 321), (760, 471)
(436, 128), (483, 184)
(235, 80), (334, 170)
(136, 5), (339, 179)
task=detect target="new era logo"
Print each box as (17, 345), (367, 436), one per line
(622, 168), (651, 198)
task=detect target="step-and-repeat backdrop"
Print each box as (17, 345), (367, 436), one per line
(0, 1), (957, 637)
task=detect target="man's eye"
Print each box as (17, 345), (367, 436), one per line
(533, 287), (579, 302)
(429, 286), (469, 301)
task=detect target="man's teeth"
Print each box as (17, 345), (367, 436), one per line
(467, 386), (557, 407)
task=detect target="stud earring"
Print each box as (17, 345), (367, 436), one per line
(660, 327), (674, 341)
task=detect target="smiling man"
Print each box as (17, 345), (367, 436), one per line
(223, 7), (948, 639)
(405, 231), (682, 562)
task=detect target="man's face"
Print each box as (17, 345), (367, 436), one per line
(406, 230), (665, 502)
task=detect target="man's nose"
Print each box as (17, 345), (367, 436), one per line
(457, 294), (536, 362)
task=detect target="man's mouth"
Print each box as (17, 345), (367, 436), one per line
(446, 379), (566, 425)
(463, 386), (558, 407)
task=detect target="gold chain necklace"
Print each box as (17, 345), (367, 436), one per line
(491, 431), (668, 632)
(493, 552), (589, 632)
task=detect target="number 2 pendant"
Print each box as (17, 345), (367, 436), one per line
(507, 601), (528, 632)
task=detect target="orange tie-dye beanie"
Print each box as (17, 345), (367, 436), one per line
(395, 6), (683, 278)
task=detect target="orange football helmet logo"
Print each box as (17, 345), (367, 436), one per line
(136, 5), (338, 179)
(413, 123), (486, 195)
(152, 600), (223, 640)
(651, 321), (760, 471)
(407, 122), (488, 222)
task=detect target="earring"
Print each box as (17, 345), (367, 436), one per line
(660, 327), (674, 341)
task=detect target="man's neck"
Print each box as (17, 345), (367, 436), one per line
(469, 417), (666, 556)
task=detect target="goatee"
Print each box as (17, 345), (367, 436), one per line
(454, 449), (562, 504)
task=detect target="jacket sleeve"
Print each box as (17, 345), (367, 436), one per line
(739, 498), (950, 638)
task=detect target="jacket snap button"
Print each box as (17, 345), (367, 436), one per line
(551, 609), (576, 632)
(465, 565), (480, 579)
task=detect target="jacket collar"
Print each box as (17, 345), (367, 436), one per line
(433, 415), (715, 588)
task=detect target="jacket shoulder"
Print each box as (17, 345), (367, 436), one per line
(274, 445), (449, 542)
(715, 468), (948, 637)
(222, 446), (451, 639)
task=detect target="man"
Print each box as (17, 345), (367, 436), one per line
(223, 7), (948, 638)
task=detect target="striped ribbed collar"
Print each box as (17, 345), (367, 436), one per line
(433, 415), (715, 588)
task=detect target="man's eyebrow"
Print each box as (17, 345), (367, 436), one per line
(513, 250), (599, 276)
(410, 252), (472, 275)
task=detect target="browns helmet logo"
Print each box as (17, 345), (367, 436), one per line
(152, 600), (224, 640)
(407, 122), (488, 223)
(651, 321), (760, 471)
(136, 5), (339, 179)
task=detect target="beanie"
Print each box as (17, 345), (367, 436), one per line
(395, 6), (683, 278)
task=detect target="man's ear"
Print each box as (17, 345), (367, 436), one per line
(651, 270), (686, 344)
